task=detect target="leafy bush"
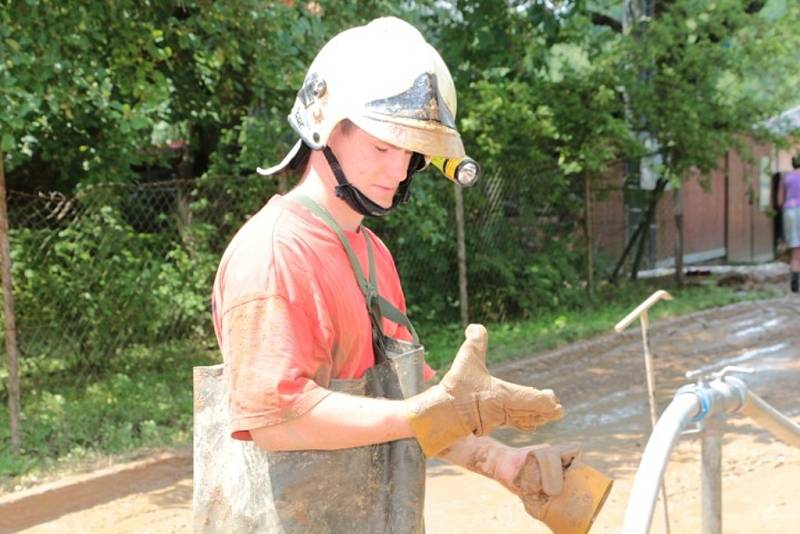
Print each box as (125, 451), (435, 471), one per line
(0, 342), (217, 482)
(6, 193), (215, 374)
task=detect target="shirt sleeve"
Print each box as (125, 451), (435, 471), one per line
(220, 294), (333, 440)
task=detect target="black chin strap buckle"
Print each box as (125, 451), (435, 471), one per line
(334, 182), (391, 217)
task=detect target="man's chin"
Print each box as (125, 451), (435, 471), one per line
(366, 191), (395, 209)
(377, 198), (394, 209)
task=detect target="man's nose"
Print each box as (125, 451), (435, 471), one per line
(387, 149), (412, 181)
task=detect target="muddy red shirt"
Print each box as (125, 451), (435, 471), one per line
(212, 194), (435, 440)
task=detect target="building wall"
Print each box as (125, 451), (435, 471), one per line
(589, 163), (626, 268)
(590, 138), (783, 272)
(683, 166), (726, 262)
(726, 140), (775, 263)
(652, 186), (676, 267)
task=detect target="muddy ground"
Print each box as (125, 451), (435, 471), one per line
(2, 295), (799, 533)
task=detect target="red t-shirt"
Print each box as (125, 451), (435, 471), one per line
(212, 195), (435, 440)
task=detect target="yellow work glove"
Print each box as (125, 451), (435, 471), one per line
(513, 443), (581, 514)
(404, 324), (564, 457)
(514, 444), (613, 534)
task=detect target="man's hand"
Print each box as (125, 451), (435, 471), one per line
(439, 437), (611, 532)
(510, 443), (613, 533)
(510, 443), (581, 519)
(404, 324), (564, 456)
(435, 437), (577, 496)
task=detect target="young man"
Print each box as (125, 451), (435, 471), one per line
(205, 17), (605, 533)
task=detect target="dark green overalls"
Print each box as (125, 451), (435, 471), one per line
(193, 196), (426, 533)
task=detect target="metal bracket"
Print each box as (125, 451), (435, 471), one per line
(685, 365), (755, 385)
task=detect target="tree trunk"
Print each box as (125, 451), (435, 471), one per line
(674, 187), (684, 287)
(583, 173), (595, 298)
(610, 216), (645, 283)
(0, 149), (21, 449)
(175, 146), (196, 258)
(277, 174), (289, 195)
(630, 178), (668, 280)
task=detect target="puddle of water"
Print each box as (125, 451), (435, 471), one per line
(565, 389), (646, 430)
(729, 316), (760, 330)
(733, 317), (784, 338)
(690, 343), (789, 376)
(572, 403), (643, 428)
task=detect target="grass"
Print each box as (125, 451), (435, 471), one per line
(0, 341), (219, 492)
(0, 278), (781, 490)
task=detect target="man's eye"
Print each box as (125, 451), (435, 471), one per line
(375, 146), (388, 153)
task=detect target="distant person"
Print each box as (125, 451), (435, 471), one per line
(777, 154), (800, 292)
(772, 171), (784, 250)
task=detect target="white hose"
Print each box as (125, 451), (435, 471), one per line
(621, 375), (799, 534)
(621, 393), (700, 534)
(740, 390), (800, 448)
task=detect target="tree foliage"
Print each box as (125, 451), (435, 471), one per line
(0, 0), (407, 188)
(621, 0), (800, 181)
(3, 0), (800, 466)
(2, 0), (799, 336)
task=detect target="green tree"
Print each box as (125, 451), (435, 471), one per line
(0, 0), (412, 190)
(612, 0), (800, 280)
(1, 0), (427, 449)
(1, 1), (177, 188)
(420, 1), (635, 309)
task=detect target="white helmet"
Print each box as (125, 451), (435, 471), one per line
(258, 17), (466, 216)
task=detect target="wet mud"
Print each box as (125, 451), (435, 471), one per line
(427, 295), (800, 533)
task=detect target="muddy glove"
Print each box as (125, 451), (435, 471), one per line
(404, 324), (564, 457)
(513, 444), (581, 517)
(515, 444), (613, 534)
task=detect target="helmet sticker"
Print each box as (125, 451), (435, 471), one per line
(366, 73), (455, 128)
(298, 72), (326, 108)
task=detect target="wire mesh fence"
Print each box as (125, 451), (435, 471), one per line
(1, 168), (644, 376)
(6, 184), (213, 375)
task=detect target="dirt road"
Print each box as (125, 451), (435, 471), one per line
(3, 295), (799, 533)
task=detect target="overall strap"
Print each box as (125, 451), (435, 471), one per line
(294, 195), (373, 298)
(293, 195), (419, 345)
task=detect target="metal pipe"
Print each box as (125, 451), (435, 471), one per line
(621, 393), (700, 534)
(623, 377), (748, 533)
(623, 374), (799, 534)
(701, 416), (723, 534)
(740, 390), (800, 448)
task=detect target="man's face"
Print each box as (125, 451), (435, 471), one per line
(327, 123), (413, 209)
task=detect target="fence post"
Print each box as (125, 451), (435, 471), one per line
(674, 186), (685, 287)
(584, 173), (595, 298)
(701, 414), (723, 534)
(0, 149), (21, 449)
(454, 183), (468, 327)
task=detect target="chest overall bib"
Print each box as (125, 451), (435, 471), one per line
(193, 196), (426, 533)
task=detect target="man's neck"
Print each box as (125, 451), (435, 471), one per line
(289, 167), (364, 232)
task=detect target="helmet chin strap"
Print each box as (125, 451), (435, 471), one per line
(322, 147), (423, 218)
